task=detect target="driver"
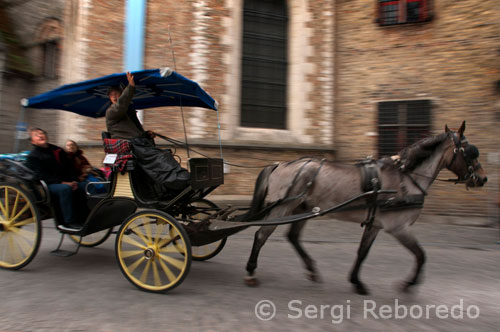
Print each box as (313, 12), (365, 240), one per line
(104, 72), (190, 194)
(105, 72), (155, 140)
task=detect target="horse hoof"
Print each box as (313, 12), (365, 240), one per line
(244, 276), (260, 287)
(398, 281), (415, 294)
(307, 272), (322, 283)
(353, 284), (370, 296)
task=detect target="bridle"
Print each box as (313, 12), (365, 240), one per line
(447, 132), (482, 184)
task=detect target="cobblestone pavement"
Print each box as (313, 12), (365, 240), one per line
(0, 218), (499, 332)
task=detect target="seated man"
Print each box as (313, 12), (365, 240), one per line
(25, 128), (87, 227)
(105, 72), (190, 194)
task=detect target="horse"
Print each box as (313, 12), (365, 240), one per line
(243, 121), (487, 295)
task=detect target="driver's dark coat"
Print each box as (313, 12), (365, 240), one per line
(25, 144), (77, 185)
(105, 85), (146, 139)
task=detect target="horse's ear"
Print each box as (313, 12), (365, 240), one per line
(445, 124), (450, 133)
(457, 121), (466, 136)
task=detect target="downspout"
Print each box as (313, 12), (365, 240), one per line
(124, 0), (146, 123)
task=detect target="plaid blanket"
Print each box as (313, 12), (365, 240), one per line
(103, 138), (134, 171)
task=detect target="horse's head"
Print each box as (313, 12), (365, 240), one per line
(445, 121), (487, 188)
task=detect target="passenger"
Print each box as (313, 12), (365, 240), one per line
(64, 140), (91, 181)
(25, 128), (87, 228)
(105, 72), (190, 195)
(64, 139), (107, 194)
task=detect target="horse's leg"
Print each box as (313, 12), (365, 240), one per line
(349, 226), (380, 295)
(389, 228), (426, 293)
(245, 225), (278, 287)
(287, 220), (321, 282)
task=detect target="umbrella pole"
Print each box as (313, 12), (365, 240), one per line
(167, 26), (191, 159)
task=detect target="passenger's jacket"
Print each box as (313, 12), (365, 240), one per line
(25, 144), (77, 185)
(105, 85), (145, 139)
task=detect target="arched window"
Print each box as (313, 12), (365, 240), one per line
(240, 0), (288, 129)
(36, 18), (62, 79)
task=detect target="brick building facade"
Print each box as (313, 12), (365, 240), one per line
(9, 0), (500, 221)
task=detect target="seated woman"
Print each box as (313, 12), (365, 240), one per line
(65, 140), (107, 194)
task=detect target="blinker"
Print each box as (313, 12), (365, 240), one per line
(464, 145), (479, 159)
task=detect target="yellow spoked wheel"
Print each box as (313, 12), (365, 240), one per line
(69, 229), (112, 247)
(180, 199), (227, 261)
(0, 184), (41, 270)
(115, 210), (191, 293)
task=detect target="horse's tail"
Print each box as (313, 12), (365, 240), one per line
(240, 163), (279, 222)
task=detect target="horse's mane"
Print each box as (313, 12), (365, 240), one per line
(398, 133), (449, 171)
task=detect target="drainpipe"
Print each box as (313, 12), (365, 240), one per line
(124, 0), (146, 123)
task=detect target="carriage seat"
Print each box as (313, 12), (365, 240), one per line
(102, 136), (135, 172)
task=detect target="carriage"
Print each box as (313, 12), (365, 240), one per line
(0, 68), (487, 294)
(0, 68), (236, 293)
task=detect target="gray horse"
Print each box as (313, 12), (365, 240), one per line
(243, 122), (487, 295)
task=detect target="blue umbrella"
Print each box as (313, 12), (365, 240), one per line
(21, 68), (218, 118)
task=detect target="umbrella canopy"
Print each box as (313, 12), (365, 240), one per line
(21, 68), (218, 118)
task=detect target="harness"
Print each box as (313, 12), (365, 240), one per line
(356, 159), (381, 229)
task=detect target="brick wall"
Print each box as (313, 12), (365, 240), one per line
(66, 0), (499, 218)
(334, 0), (500, 216)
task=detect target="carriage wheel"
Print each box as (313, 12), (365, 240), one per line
(69, 228), (113, 247)
(0, 184), (41, 270)
(115, 210), (191, 293)
(180, 199), (227, 261)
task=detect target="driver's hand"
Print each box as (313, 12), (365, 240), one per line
(147, 130), (156, 139)
(126, 71), (135, 87)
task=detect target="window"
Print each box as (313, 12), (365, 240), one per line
(240, 0), (288, 129)
(42, 40), (59, 79)
(378, 100), (431, 157)
(36, 19), (62, 79)
(377, 0), (432, 26)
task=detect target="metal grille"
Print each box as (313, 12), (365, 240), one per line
(378, 100), (431, 157)
(43, 41), (59, 79)
(378, 0), (430, 26)
(240, 0), (288, 129)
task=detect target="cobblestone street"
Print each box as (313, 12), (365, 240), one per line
(1, 218), (498, 331)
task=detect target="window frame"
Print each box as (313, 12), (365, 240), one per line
(376, 0), (433, 26)
(377, 99), (432, 157)
(240, 0), (288, 129)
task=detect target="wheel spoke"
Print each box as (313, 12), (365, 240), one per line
(10, 203), (30, 224)
(130, 225), (150, 246)
(10, 191), (20, 220)
(4, 188), (9, 220)
(152, 260), (161, 286)
(12, 217), (34, 228)
(9, 226), (35, 241)
(120, 249), (144, 258)
(126, 256), (145, 274)
(160, 244), (185, 254)
(139, 260), (152, 283)
(143, 219), (153, 243)
(153, 223), (165, 246)
(158, 256), (176, 282)
(12, 231), (32, 257)
(159, 253), (184, 270)
(158, 234), (178, 249)
(0, 195), (8, 220)
(8, 234), (22, 264)
(122, 234), (147, 250)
